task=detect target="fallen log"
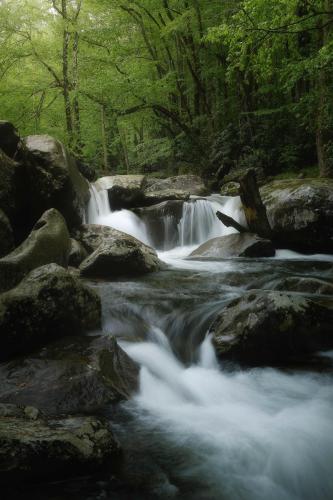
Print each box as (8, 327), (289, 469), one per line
(239, 169), (272, 239)
(216, 211), (247, 233)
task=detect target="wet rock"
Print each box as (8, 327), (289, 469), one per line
(0, 208), (71, 292)
(0, 121), (20, 158)
(0, 335), (139, 415)
(78, 224), (163, 277)
(210, 290), (333, 365)
(68, 238), (88, 267)
(189, 233), (275, 259)
(94, 175), (146, 210)
(0, 263), (101, 361)
(134, 200), (184, 249)
(143, 175), (207, 205)
(24, 135), (90, 228)
(270, 276), (333, 295)
(0, 209), (14, 257)
(260, 179), (333, 253)
(0, 408), (120, 484)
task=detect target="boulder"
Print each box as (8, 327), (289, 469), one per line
(0, 335), (139, 415)
(0, 263), (101, 361)
(260, 179), (333, 253)
(0, 209), (14, 257)
(94, 175), (146, 210)
(0, 150), (27, 240)
(210, 291), (333, 365)
(24, 135), (90, 228)
(0, 408), (120, 484)
(68, 238), (88, 267)
(143, 175), (207, 205)
(269, 276), (333, 295)
(189, 233), (275, 259)
(77, 224), (163, 277)
(134, 200), (184, 249)
(0, 208), (71, 292)
(0, 121), (20, 158)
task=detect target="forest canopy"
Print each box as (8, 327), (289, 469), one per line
(0, 0), (332, 180)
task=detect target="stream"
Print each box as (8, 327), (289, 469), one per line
(30, 192), (333, 499)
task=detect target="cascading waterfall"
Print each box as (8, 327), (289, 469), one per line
(86, 184), (151, 245)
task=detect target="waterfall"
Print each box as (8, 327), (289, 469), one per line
(86, 185), (151, 245)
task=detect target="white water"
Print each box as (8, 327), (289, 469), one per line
(86, 185), (151, 245)
(123, 331), (333, 500)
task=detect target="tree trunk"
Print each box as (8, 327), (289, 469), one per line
(61, 0), (73, 147)
(101, 105), (109, 171)
(239, 170), (272, 239)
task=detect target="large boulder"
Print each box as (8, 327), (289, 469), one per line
(189, 233), (275, 259)
(0, 121), (20, 158)
(0, 208), (71, 292)
(134, 200), (184, 249)
(24, 135), (90, 228)
(0, 336), (139, 415)
(77, 224), (163, 277)
(0, 264), (101, 361)
(0, 407), (120, 484)
(143, 175), (207, 205)
(0, 209), (14, 258)
(95, 175), (146, 210)
(210, 291), (333, 365)
(260, 179), (333, 253)
(68, 237), (88, 267)
(267, 276), (333, 295)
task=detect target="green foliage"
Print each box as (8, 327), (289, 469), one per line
(0, 0), (332, 178)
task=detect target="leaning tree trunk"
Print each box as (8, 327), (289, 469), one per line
(239, 170), (272, 239)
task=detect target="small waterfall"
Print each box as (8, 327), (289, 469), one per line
(177, 195), (246, 247)
(86, 185), (151, 245)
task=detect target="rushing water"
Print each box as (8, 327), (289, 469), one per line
(74, 185), (333, 500)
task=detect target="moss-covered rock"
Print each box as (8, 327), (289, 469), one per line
(0, 335), (139, 414)
(260, 178), (333, 253)
(210, 290), (333, 365)
(0, 208), (71, 292)
(68, 238), (88, 267)
(143, 175), (207, 205)
(0, 209), (14, 258)
(77, 224), (163, 277)
(95, 175), (147, 210)
(24, 135), (90, 228)
(189, 233), (275, 259)
(0, 263), (101, 361)
(0, 407), (120, 484)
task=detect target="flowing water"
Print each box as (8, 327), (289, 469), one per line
(65, 187), (333, 499)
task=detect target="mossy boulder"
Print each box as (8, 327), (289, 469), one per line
(95, 175), (147, 210)
(0, 264), (101, 361)
(143, 175), (207, 205)
(260, 179), (333, 253)
(189, 233), (275, 259)
(0, 208), (71, 292)
(77, 224), (163, 278)
(210, 290), (333, 365)
(68, 238), (88, 267)
(0, 335), (139, 415)
(0, 407), (120, 484)
(0, 209), (14, 258)
(24, 135), (90, 228)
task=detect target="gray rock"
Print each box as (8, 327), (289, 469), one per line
(134, 200), (184, 249)
(189, 233), (275, 259)
(0, 208), (71, 292)
(0, 209), (14, 257)
(78, 224), (163, 277)
(210, 290), (333, 365)
(0, 410), (120, 484)
(95, 175), (146, 210)
(0, 121), (20, 158)
(0, 335), (139, 415)
(143, 175), (207, 205)
(68, 238), (88, 267)
(260, 179), (333, 253)
(269, 276), (333, 295)
(24, 135), (90, 228)
(0, 263), (101, 361)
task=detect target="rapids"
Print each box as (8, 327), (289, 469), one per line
(76, 184), (333, 500)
